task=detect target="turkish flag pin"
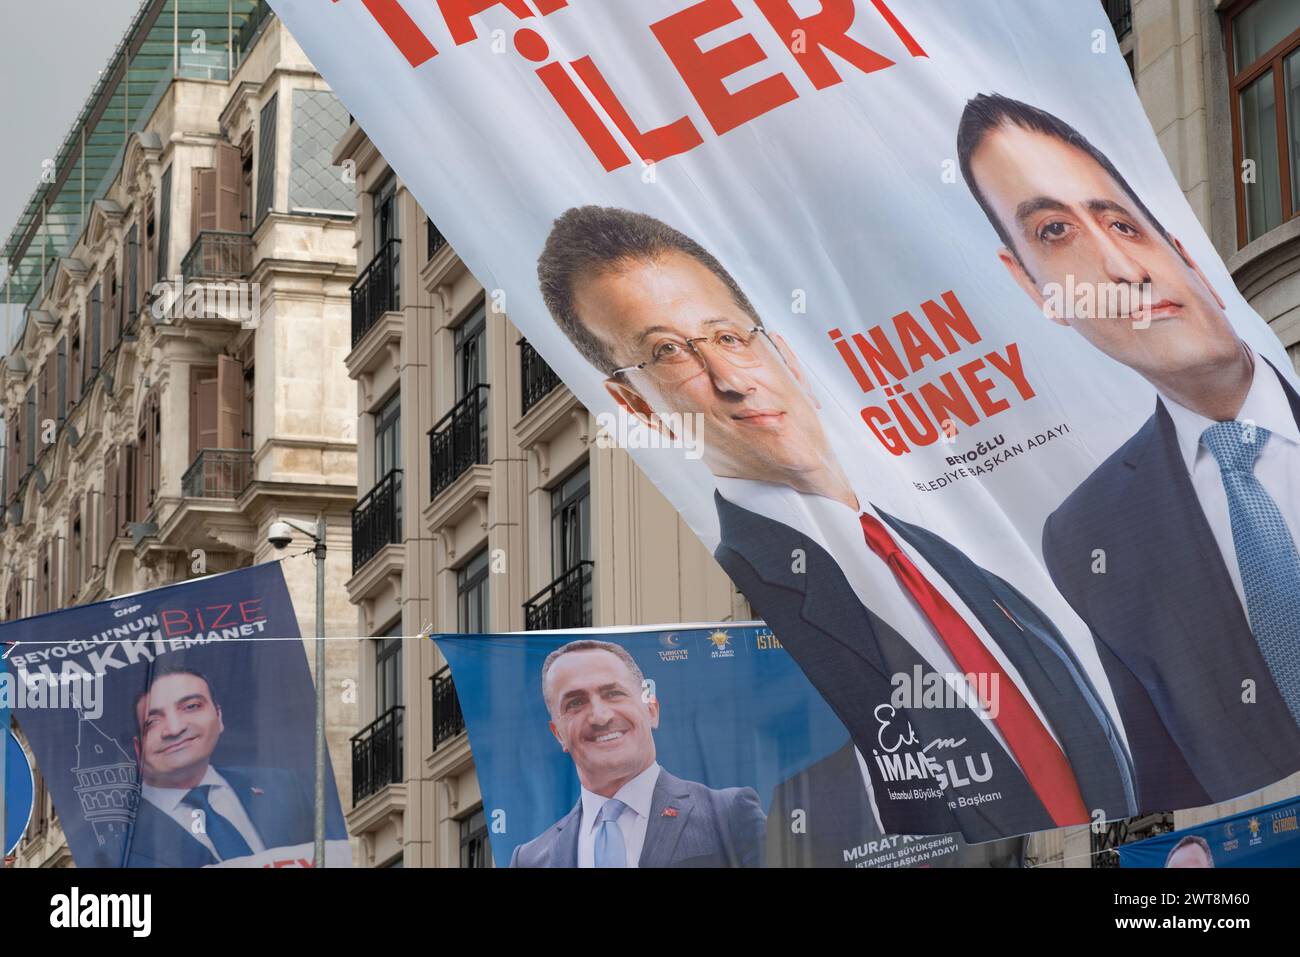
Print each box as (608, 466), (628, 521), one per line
(662, 807), (678, 818)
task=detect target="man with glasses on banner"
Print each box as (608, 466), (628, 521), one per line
(957, 92), (1300, 810)
(536, 207), (1136, 842)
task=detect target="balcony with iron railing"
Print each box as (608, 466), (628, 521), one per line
(352, 468), (402, 573)
(431, 666), (466, 751)
(180, 230), (254, 282)
(351, 705), (404, 806)
(181, 449), (253, 499)
(1104, 0), (1131, 41)
(525, 561), (594, 631)
(429, 384), (489, 499)
(351, 238), (401, 347)
(520, 338), (562, 417)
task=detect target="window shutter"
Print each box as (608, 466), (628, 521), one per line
(192, 167), (218, 245)
(217, 355), (243, 448)
(37, 542), (47, 615)
(127, 223), (140, 317)
(217, 143), (242, 233)
(7, 410), (19, 497)
(70, 319), (82, 406)
(25, 386), (36, 471)
(256, 94), (278, 226)
(189, 367), (218, 461)
(56, 337), (67, 423)
(104, 448), (118, 551)
(123, 444), (136, 524)
(37, 361), (51, 454)
(3, 412), (12, 502)
(90, 283), (102, 372)
(66, 502), (80, 603)
(104, 256), (117, 353)
(157, 166), (172, 280)
(152, 398), (162, 497)
(138, 409), (151, 516)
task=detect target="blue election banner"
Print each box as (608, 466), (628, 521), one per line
(5, 727), (35, 855)
(1119, 795), (1300, 868)
(0, 562), (349, 867)
(436, 625), (1024, 868)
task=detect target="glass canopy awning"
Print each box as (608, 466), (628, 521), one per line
(0, 0), (268, 334)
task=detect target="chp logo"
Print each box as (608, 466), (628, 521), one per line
(657, 632), (689, 663)
(706, 629), (734, 660)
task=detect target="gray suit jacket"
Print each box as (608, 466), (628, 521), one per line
(508, 768), (765, 868)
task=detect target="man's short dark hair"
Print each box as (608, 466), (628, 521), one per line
(540, 639), (647, 716)
(133, 664), (220, 717)
(956, 93), (1171, 266)
(537, 206), (762, 376)
(1164, 834), (1215, 868)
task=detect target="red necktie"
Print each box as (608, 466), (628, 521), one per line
(860, 513), (1089, 827)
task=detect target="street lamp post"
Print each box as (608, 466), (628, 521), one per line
(312, 517), (326, 869)
(267, 516), (328, 868)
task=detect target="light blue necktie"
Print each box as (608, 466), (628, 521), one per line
(593, 798), (627, 868)
(1202, 421), (1300, 723)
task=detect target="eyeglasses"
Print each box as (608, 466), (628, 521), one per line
(610, 325), (773, 384)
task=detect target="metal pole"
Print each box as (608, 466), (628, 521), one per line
(313, 517), (326, 867)
(1, 684), (9, 864)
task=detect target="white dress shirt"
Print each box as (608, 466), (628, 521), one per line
(140, 766), (266, 861)
(713, 473), (1069, 765)
(576, 761), (660, 868)
(1160, 349), (1300, 613)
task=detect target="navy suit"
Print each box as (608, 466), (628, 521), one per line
(1043, 367), (1300, 809)
(767, 743), (1025, 867)
(509, 767), (766, 868)
(123, 766), (336, 867)
(714, 491), (1136, 843)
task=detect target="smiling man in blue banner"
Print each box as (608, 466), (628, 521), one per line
(958, 93), (1300, 810)
(125, 664), (321, 867)
(510, 639), (765, 867)
(536, 208), (1136, 841)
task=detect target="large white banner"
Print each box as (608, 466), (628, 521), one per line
(273, 0), (1300, 840)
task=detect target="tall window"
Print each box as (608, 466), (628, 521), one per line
(551, 463), (591, 577)
(455, 303), (489, 463)
(375, 625), (402, 715)
(374, 391), (401, 483)
(455, 303), (488, 398)
(372, 173), (399, 248)
(1228, 0), (1300, 243)
(459, 807), (494, 868)
(372, 173), (400, 310)
(457, 548), (490, 633)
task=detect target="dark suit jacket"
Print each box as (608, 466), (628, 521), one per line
(508, 767), (766, 868)
(123, 766), (330, 867)
(767, 743), (1025, 867)
(1042, 366), (1300, 809)
(714, 491), (1136, 843)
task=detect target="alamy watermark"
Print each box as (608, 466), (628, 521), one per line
(0, 670), (104, 719)
(890, 665), (1000, 719)
(150, 275), (261, 326)
(594, 409), (704, 459)
(1041, 277), (1156, 328)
